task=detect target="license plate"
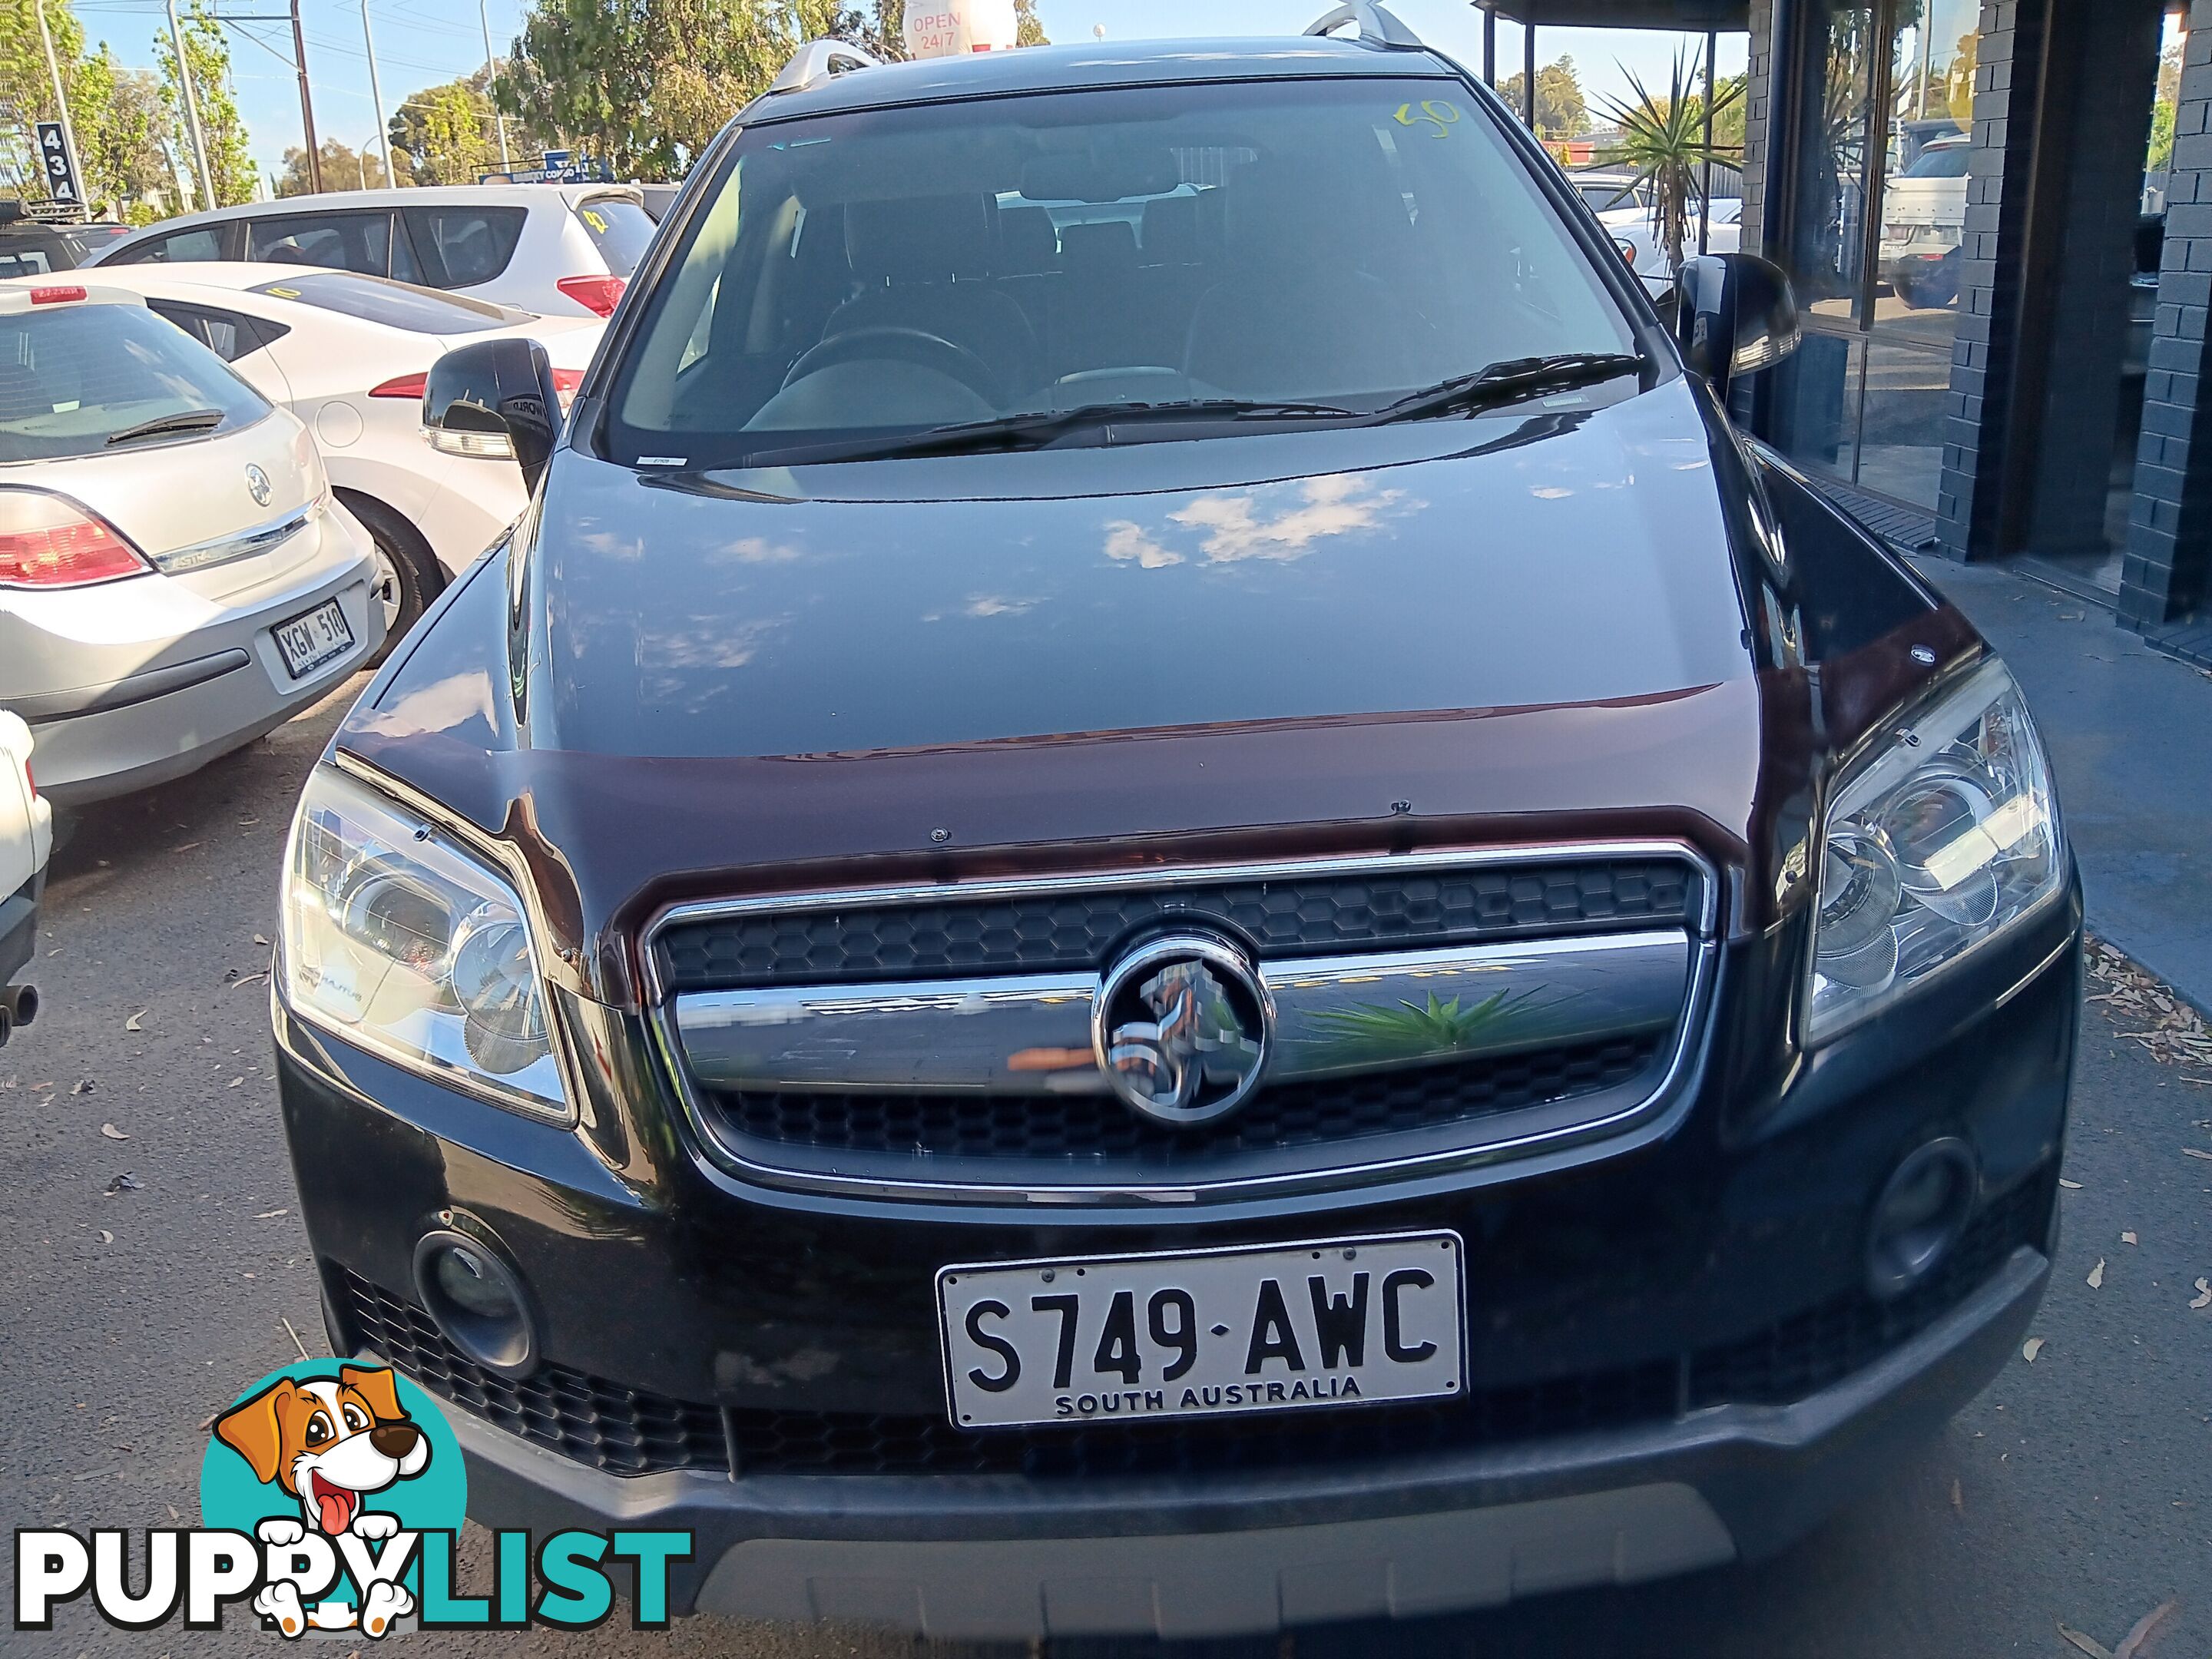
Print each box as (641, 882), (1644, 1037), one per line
(273, 598), (354, 680)
(938, 1232), (1465, 1430)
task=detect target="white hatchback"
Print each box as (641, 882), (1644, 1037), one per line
(44, 263), (604, 642)
(0, 282), (382, 803)
(82, 185), (656, 320)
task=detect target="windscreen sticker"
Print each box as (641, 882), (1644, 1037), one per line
(1392, 100), (1461, 139)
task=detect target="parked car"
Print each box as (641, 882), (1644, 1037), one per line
(273, 13), (2078, 1640)
(73, 262), (604, 646)
(83, 185), (655, 320)
(1879, 134), (1969, 310)
(0, 282), (382, 803)
(1568, 165), (1743, 300)
(0, 202), (131, 279)
(638, 182), (683, 222)
(0, 707), (48, 1044)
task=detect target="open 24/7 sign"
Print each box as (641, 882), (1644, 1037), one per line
(35, 122), (81, 210)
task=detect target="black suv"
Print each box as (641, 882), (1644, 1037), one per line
(272, 6), (2079, 1638)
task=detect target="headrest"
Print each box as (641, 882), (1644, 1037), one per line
(1141, 195), (1200, 264)
(843, 193), (992, 283)
(1057, 218), (1139, 273)
(998, 204), (1058, 274)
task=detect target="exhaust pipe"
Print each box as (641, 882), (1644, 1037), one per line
(0, 983), (37, 1045)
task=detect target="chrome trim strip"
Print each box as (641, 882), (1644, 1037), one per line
(150, 503), (313, 576)
(640, 840), (1722, 1207)
(672, 930), (1690, 1096)
(648, 839), (1720, 942)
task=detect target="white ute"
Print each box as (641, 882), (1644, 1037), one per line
(0, 282), (382, 803)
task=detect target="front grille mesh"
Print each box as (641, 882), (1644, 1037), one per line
(716, 1032), (1665, 1160)
(336, 1179), (2044, 1482)
(657, 859), (1695, 992)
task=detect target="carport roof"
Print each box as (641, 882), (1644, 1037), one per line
(1476, 0), (1748, 26)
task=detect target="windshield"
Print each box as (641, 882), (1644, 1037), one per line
(247, 271), (521, 333)
(0, 301), (269, 462)
(608, 76), (1636, 465)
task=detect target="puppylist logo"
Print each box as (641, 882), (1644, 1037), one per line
(15, 1360), (691, 1636)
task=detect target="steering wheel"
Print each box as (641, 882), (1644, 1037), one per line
(783, 326), (1003, 406)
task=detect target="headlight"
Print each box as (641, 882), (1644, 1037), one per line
(280, 766), (569, 1118)
(1806, 659), (2064, 1044)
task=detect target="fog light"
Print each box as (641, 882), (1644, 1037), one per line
(1866, 1138), (1977, 1300)
(413, 1230), (536, 1375)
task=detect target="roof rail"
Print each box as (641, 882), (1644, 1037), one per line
(763, 38), (882, 98)
(1303, 2), (1425, 48)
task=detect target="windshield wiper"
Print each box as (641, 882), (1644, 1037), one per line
(1368, 353), (1646, 425)
(731, 397), (1360, 468)
(104, 408), (225, 446)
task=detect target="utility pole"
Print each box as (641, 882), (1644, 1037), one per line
(167, 0), (215, 210)
(32, 0), (81, 201)
(361, 0), (390, 186)
(478, 0), (509, 170)
(291, 0), (322, 191)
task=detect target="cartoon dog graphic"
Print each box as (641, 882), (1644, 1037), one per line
(214, 1365), (429, 1637)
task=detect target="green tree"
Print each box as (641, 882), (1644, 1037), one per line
(1497, 54), (1587, 141)
(0, 0), (87, 197)
(276, 136), (400, 195)
(391, 71), (500, 184)
(154, 0), (253, 209)
(1597, 50), (1743, 272)
(1014, 0), (1046, 47)
(71, 48), (168, 217)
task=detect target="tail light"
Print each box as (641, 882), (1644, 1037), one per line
(555, 274), (625, 316)
(551, 367), (583, 410)
(28, 286), (88, 305)
(369, 373), (429, 399)
(0, 489), (149, 588)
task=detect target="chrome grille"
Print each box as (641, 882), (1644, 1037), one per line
(648, 846), (1714, 1203)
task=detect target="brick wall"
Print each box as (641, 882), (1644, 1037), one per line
(1933, 1), (2048, 560)
(2122, 0), (2212, 630)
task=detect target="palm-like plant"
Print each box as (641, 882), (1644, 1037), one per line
(1300, 988), (1551, 1070)
(1595, 50), (1743, 275)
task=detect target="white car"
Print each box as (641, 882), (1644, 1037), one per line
(55, 262), (604, 642)
(82, 185), (657, 320)
(0, 707), (48, 1044)
(0, 281), (382, 803)
(1879, 136), (1969, 310)
(1571, 169), (1741, 299)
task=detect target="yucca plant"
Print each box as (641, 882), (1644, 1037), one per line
(1595, 49), (1743, 274)
(1300, 988), (1553, 1070)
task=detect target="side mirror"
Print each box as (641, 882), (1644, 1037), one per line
(1675, 252), (1800, 402)
(422, 336), (565, 496)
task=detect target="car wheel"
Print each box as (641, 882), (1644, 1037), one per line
(338, 492), (442, 667)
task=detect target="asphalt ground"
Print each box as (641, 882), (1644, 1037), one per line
(2, 678), (2208, 1659)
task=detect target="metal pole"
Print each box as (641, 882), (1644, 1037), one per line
(361, 0), (391, 186)
(1482, 5), (1495, 87)
(32, 0), (81, 200)
(290, 0), (322, 193)
(167, 0), (215, 209)
(478, 0), (510, 170)
(1700, 28), (1717, 255)
(1522, 19), (1536, 132)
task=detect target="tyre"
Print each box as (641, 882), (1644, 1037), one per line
(337, 492), (442, 667)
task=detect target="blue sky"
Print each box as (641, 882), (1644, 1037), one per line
(61, 0), (1747, 181)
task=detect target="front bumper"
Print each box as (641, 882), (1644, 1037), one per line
(437, 1243), (2042, 1637)
(275, 877), (2080, 1635)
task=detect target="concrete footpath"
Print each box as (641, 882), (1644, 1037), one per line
(1910, 555), (2212, 1014)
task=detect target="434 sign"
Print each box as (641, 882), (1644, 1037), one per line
(35, 122), (84, 217)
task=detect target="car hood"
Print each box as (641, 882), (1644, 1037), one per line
(340, 377), (1965, 1002)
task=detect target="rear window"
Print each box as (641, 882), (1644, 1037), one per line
(0, 225), (128, 278)
(572, 195), (657, 275)
(248, 272), (516, 333)
(1899, 144), (1969, 179)
(0, 302), (269, 462)
(400, 205), (527, 287)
